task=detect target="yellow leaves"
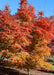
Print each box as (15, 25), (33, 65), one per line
(29, 38), (51, 69)
(41, 62), (52, 70)
(45, 47), (51, 56)
(6, 35), (14, 43)
(0, 49), (14, 59)
(32, 38), (51, 56)
(1, 50), (7, 57)
(30, 52), (52, 70)
(9, 51), (30, 68)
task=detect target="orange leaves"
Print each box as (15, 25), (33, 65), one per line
(0, 50), (14, 59)
(30, 38), (51, 69)
(0, 0), (54, 70)
(4, 6), (9, 11)
(9, 51), (30, 68)
(12, 43), (23, 50)
(3, 5), (10, 15)
(35, 16), (54, 41)
(33, 39), (51, 56)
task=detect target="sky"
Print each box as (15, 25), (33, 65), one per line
(0, 0), (54, 17)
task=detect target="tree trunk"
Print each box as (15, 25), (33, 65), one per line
(27, 68), (30, 75)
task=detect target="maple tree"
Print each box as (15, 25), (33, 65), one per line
(0, 0), (54, 73)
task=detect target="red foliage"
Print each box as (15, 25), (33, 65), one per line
(0, 0), (54, 52)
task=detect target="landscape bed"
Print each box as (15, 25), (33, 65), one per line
(0, 66), (54, 75)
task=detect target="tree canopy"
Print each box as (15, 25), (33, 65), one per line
(0, 0), (54, 70)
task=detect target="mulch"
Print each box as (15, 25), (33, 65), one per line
(0, 66), (26, 75)
(0, 66), (54, 75)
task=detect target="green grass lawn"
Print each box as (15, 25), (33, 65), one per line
(48, 55), (54, 70)
(51, 65), (54, 70)
(50, 56), (54, 70)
